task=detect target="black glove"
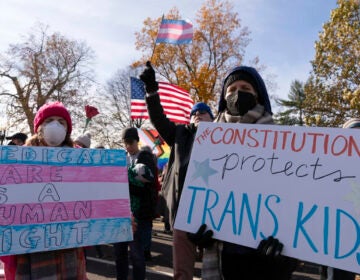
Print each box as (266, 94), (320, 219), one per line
(257, 236), (284, 257)
(257, 236), (298, 278)
(187, 224), (215, 249)
(139, 61), (159, 93)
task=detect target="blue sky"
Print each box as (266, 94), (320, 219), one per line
(0, 0), (338, 110)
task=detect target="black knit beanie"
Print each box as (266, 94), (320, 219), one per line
(224, 71), (264, 105)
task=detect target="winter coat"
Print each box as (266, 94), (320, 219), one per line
(128, 149), (157, 221)
(146, 93), (197, 227)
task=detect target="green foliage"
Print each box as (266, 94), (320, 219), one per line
(274, 80), (305, 126)
(133, 0), (257, 107)
(304, 0), (360, 127)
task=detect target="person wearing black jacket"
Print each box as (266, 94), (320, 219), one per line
(140, 62), (214, 280)
(142, 63), (298, 280)
(113, 127), (156, 280)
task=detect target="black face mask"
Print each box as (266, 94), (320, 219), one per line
(225, 91), (257, 116)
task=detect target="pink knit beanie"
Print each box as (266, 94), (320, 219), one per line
(34, 101), (72, 134)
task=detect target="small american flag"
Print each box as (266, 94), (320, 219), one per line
(156, 19), (193, 45)
(130, 77), (194, 124)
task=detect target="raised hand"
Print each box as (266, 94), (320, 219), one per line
(139, 61), (159, 93)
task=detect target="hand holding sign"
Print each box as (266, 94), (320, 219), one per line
(187, 224), (215, 249)
(257, 236), (283, 257)
(257, 236), (298, 279)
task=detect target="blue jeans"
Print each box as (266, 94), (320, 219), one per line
(114, 219), (152, 280)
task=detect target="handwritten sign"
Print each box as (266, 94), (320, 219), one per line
(175, 122), (360, 273)
(0, 146), (132, 256)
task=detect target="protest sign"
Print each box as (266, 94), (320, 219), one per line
(175, 122), (360, 273)
(0, 146), (132, 256)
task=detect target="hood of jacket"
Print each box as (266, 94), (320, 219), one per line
(218, 66), (272, 115)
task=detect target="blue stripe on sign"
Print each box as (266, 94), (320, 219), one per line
(0, 217), (132, 256)
(0, 146), (127, 167)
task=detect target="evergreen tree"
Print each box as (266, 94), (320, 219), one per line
(274, 80), (305, 126)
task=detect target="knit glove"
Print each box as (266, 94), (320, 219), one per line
(140, 61), (159, 93)
(187, 224), (215, 249)
(257, 236), (284, 257)
(257, 236), (298, 278)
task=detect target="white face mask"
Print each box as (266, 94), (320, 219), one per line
(43, 120), (67, 146)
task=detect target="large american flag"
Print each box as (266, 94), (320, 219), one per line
(156, 19), (193, 45)
(130, 77), (194, 124)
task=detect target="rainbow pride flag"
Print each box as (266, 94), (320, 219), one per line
(138, 129), (170, 171)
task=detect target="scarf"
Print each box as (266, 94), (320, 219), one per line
(214, 104), (274, 124)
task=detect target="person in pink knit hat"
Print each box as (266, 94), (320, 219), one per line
(1, 101), (87, 280)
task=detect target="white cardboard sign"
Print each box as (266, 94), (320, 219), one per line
(175, 122), (360, 273)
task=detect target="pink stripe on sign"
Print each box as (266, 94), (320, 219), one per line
(0, 199), (131, 226)
(0, 164), (128, 184)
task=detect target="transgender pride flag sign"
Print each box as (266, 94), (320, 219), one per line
(0, 146), (132, 256)
(156, 18), (193, 45)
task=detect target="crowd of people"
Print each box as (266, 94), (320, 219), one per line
(0, 61), (358, 280)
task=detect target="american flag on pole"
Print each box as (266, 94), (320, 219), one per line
(130, 77), (194, 124)
(156, 19), (193, 45)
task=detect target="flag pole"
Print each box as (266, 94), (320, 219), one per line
(129, 77), (133, 127)
(150, 14), (164, 62)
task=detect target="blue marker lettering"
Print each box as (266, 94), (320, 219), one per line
(323, 206), (329, 255)
(260, 194), (280, 239)
(216, 191), (236, 234)
(187, 186), (206, 224)
(237, 193), (261, 239)
(293, 202), (318, 252)
(203, 189), (219, 228)
(334, 209), (360, 259)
